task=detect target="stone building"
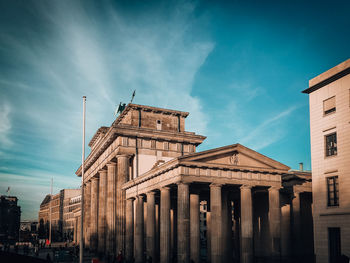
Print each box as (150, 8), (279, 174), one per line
(63, 193), (81, 241)
(76, 103), (313, 263)
(0, 195), (21, 244)
(38, 189), (80, 241)
(303, 58), (350, 263)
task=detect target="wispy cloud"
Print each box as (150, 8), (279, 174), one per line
(241, 105), (299, 150)
(0, 0), (214, 219)
(0, 102), (12, 147)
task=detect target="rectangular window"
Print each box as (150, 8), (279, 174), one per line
(325, 133), (337, 157)
(327, 176), (339, 206)
(324, 96), (336, 115)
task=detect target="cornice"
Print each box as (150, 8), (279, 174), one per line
(76, 125), (205, 176)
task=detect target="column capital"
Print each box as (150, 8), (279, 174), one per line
(116, 154), (131, 159)
(91, 176), (99, 181)
(99, 168), (107, 174)
(209, 183), (222, 188)
(136, 195), (144, 200)
(127, 197), (136, 201)
(106, 161), (117, 167)
(240, 184), (252, 190)
(161, 186), (171, 191)
(268, 186), (281, 192)
(177, 181), (190, 186)
(146, 191), (157, 196)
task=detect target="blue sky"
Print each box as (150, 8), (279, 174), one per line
(0, 0), (349, 220)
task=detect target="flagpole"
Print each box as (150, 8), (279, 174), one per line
(80, 96), (86, 263)
(49, 178), (53, 244)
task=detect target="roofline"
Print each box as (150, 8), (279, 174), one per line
(303, 58), (350, 94)
(112, 103), (189, 127)
(179, 143), (290, 171)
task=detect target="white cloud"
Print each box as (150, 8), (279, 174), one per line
(0, 0), (214, 219)
(0, 103), (12, 147)
(241, 105), (299, 150)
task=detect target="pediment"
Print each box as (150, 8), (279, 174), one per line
(180, 144), (290, 171)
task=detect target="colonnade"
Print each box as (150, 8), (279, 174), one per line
(125, 183), (281, 263)
(83, 155), (129, 256)
(82, 156), (281, 263)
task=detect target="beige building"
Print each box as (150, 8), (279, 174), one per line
(38, 189), (80, 241)
(76, 103), (313, 263)
(303, 58), (350, 263)
(63, 192), (81, 241)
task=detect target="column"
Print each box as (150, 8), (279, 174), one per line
(126, 198), (134, 262)
(146, 192), (156, 262)
(155, 203), (160, 262)
(207, 211), (211, 261)
(177, 183), (190, 263)
(210, 183), (222, 263)
(268, 186), (281, 258)
(160, 187), (171, 263)
(292, 191), (301, 259)
(98, 169), (107, 253)
(84, 181), (91, 248)
(135, 195), (144, 263)
(90, 177), (99, 251)
(106, 162), (117, 254)
(190, 192), (200, 263)
(240, 185), (253, 263)
(221, 190), (230, 263)
(116, 155), (129, 254)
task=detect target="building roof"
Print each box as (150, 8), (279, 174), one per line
(40, 194), (51, 206)
(302, 58), (350, 94)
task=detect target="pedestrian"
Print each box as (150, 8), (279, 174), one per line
(46, 252), (52, 262)
(117, 250), (123, 263)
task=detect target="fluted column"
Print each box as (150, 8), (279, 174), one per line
(240, 185), (253, 263)
(146, 192), (156, 262)
(135, 195), (144, 263)
(190, 192), (200, 263)
(116, 155), (129, 254)
(207, 211), (211, 261)
(292, 191), (301, 259)
(126, 198), (134, 262)
(177, 182), (190, 263)
(210, 183), (222, 263)
(106, 162), (117, 254)
(160, 187), (171, 263)
(221, 190), (230, 263)
(84, 181), (91, 248)
(90, 177), (99, 251)
(268, 187), (281, 257)
(98, 169), (108, 253)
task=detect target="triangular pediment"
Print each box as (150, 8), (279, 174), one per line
(179, 144), (290, 171)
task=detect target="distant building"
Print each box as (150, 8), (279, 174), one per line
(19, 220), (38, 242)
(63, 194), (81, 242)
(303, 58), (350, 263)
(38, 189), (80, 242)
(0, 195), (21, 244)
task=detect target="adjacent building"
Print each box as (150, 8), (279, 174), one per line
(303, 58), (350, 263)
(75, 103), (313, 263)
(0, 195), (21, 244)
(38, 189), (80, 242)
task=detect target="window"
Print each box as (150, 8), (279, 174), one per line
(325, 133), (337, 157)
(327, 176), (339, 206)
(323, 96), (336, 115)
(156, 120), (162, 130)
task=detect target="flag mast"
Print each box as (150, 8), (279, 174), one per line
(80, 96), (86, 263)
(49, 177), (53, 244)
